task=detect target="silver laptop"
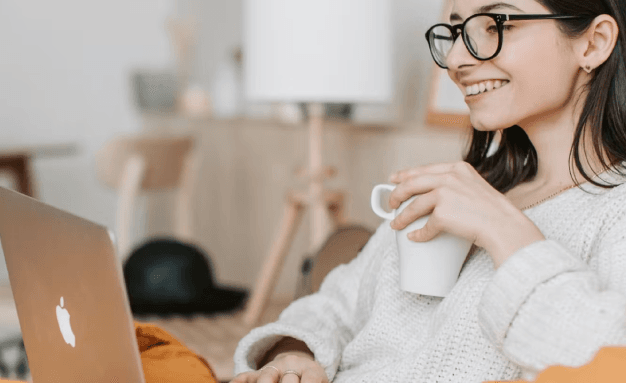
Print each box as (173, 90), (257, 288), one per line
(0, 187), (146, 383)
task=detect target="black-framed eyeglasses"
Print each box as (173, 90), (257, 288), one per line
(425, 13), (591, 69)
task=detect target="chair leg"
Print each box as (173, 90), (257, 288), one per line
(116, 156), (146, 260)
(326, 191), (346, 229)
(242, 193), (306, 327)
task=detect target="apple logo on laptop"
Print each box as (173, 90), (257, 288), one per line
(56, 297), (76, 348)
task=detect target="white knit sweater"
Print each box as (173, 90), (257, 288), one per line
(234, 167), (626, 382)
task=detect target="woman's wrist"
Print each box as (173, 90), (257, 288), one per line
(274, 350), (315, 361)
(256, 336), (314, 368)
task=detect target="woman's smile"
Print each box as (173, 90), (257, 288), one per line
(464, 80), (510, 102)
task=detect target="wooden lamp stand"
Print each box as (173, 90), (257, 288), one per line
(242, 103), (347, 326)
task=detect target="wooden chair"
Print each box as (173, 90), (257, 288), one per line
(294, 224), (374, 299)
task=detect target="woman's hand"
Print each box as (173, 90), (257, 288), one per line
(230, 351), (328, 383)
(387, 161), (545, 268)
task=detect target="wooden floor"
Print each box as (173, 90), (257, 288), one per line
(135, 299), (292, 383)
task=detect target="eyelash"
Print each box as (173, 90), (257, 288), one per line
(487, 24), (515, 33)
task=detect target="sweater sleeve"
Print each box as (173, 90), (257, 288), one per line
(477, 217), (626, 381)
(233, 221), (393, 381)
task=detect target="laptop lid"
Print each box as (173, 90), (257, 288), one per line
(0, 187), (146, 383)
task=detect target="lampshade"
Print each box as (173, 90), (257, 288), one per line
(243, 0), (393, 103)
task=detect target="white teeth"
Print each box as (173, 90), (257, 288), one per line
(465, 80), (509, 96)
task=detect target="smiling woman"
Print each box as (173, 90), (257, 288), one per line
(230, 0), (626, 382)
(453, 0), (626, 197)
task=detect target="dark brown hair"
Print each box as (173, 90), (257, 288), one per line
(463, 0), (626, 194)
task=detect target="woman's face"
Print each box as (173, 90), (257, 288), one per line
(446, 0), (584, 131)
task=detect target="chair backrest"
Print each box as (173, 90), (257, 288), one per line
(295, 224), (374, 299)
(95, 135), (199, 258)
(96, 136), (194, 191)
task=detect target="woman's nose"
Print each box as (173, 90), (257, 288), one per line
(445, 35), (479, 71)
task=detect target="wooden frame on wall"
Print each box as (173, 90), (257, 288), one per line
(425, 0), (471, 130)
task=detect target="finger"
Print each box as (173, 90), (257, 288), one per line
(230, 371), (255, 383)
(389, 162), (456, 183)
(388, 174), (440, 210)
(390, 190), (436, 231)
(280, 371), (301, 383)
(257, 367), (281, 383)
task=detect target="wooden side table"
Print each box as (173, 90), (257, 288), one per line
(0, 143), (78, 198)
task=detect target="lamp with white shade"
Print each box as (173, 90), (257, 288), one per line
(241, 0), (393, 326)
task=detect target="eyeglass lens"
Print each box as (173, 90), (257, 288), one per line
(429, 15), (500, 68)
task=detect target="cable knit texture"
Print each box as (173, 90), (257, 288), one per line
(234, 167), (626, 383)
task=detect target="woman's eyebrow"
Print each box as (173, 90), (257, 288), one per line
(450, 2), (524, 23)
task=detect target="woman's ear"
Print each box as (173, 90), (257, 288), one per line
(577, 14), (619, 72)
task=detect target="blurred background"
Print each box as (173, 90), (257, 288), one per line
(0, 0), (473, 302)
(0, 0), (475, 380)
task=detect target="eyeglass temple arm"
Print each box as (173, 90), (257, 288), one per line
(505, 14), (589, 21)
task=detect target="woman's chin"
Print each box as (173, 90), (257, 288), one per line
(469, 114), (510, 131)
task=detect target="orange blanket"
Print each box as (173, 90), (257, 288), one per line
(0, 321), (218, 383)
(487, 346), (626, 383)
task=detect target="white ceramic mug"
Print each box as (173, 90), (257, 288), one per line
(371, 184), (473, 297)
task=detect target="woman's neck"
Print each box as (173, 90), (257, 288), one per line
(520, 111), (609, 189)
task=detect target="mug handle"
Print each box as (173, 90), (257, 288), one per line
(371, 184), (396, 221)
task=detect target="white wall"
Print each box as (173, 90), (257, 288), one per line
(177, 0), (243, 92)
(179, 0), (445, 124)
(0, 0), (176, 280)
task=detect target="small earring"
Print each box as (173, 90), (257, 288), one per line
(584, 65), (592, 73)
